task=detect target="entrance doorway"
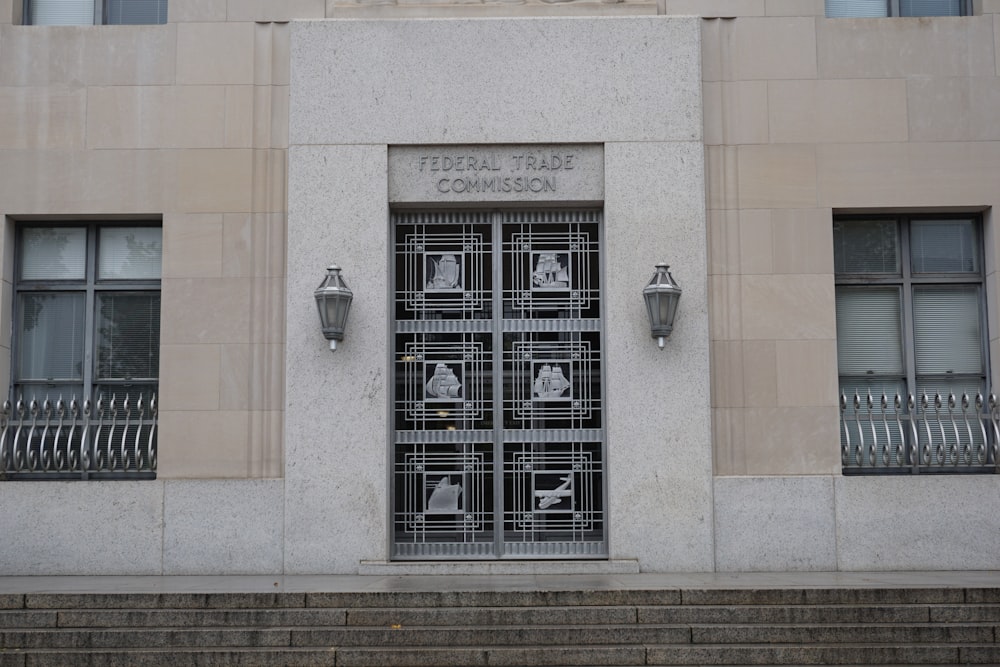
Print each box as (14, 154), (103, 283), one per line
(391, 210), (607, 559)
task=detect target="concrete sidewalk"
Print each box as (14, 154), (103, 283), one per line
(0, 571), (997, 594)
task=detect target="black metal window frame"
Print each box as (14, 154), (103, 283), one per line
(835, 212), (995, 473)
(826, 0), (971, 17)
(22, 0), (168, 25)
(2, 221), (161, 481)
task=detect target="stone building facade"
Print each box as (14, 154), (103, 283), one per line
(0, 0), (998, 574)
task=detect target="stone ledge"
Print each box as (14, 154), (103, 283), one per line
(327, 2), (657, 17)
(358, 559), (641, 575)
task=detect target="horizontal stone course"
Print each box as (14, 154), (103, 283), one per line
(21, 648), (334, 667)
(334, 645), (646, 666)
(346, 605), (637, 626)
(307, 589), (682, 608)
(930, 604), (1000, 622)
(638, 603), (930, 624)
(645, 643), (963, 664)
(966, 589), (1000, 603)
(0, 612), (56, 629)
(25, 593), (306, 610)
(690, 622), (995, 644)
(0, 596), (22, 611)
(56, 608), (347, 628)
(960, 645), (1000, 662)
(0, 628), (292, 649)
(680, 587), (965, 605)
(334, 647), (489, 667)
(291, 624), (690, 648)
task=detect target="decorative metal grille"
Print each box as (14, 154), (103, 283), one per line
(0, 393), (157, 480)
(392, 210), (606, 559)
(840, 390), (1000, 472)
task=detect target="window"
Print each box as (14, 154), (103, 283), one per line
(834, 214), (993, 472)
(826, 0), (969, 16)
(25, 0), (167, 25)
(2, 224), (161, 480)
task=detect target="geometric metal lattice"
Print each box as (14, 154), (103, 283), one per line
(393, 445), (494, 558)
(396, 211), (492, 321)
(503, 210), (601, 318)
(502, 442), (605, 556)
(398, 337), (490, 427)
(392, 210), (606, 559)
(507, 338), (599, 424)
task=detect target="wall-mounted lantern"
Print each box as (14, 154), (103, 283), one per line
(643, 263), (682, 350)
(314, 264), (353, 352)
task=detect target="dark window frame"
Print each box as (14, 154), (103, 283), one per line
(825, 0), (971, 17)
(835, 212), (993, 474)
(22, 0), (167, 26)
(11, 222), (162, 407)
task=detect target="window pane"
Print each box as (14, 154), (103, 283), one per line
(836, 287), (904, 375)
(104, 0), (167, 24)
(96, 293), (161, 381)
(98, 227), (162, 280)
(28, 0), (95, 24)
(17, 293), (85, 381)
(833, 220), (899, 274)
(899, 0), (963, 15)
(20, 228), (86, 280)
(910, 219), (978, 273)
(913, 286), (982, 375)
(825, 0), (889, 16)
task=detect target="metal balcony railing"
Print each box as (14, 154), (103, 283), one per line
(840, 391), (1000, 473)
(0, 394), (157, 480)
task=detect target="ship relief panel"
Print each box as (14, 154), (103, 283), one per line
(425, 253), (463, 292)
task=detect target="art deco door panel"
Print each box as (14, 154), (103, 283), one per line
(391, 210), (605, 559)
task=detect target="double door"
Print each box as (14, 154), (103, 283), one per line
(391, 210), (606, 559)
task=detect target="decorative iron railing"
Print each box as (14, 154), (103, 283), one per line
(0, 394), (157, 480)
(840, 391), (999, 473)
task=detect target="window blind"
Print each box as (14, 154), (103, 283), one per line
(910, 219), (977, 273)
(98, 227), (162, 280)
(20, 228), (86, 281)
(825, 0), (889, 17)
(104, 0), (167, 24)
(899, 0), (962, 15)
(833, 220), (899, 274)
(17, 293), (85, 381)
(96, 293), (161, 381)
(29, 0), (95, 25)
(836, 287), (904, 375)
(912, 286), (982, 375)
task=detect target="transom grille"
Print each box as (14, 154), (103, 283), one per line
(392, 210), (606, 559)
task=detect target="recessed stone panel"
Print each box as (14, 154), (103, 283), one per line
(715, 476), (836, 571)
(388, 144), (603, 204)
(835, 476), (1000, 570)
(289, 17), (703, 146)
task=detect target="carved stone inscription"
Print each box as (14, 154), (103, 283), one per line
(389, 144), (603, 203)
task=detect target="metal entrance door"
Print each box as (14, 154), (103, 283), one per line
(391, 210), (606, 559)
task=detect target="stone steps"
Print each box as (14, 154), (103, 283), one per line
(0, 586), (997, 665)
(8, 603), (998, 627)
